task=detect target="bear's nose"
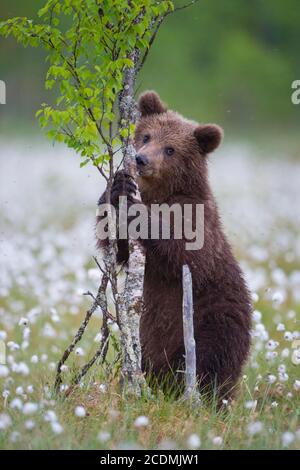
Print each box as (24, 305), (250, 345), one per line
(136, 154), (149, 166)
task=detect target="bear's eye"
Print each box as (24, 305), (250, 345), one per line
(165, 146), (175, 156)
(143, 134), (150, 144)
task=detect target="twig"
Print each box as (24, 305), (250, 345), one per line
(138, 0), (200, 72)
(174, 0), (200, 14)
(137, 16), (164, 73)
(82, 291), (115, 322)
(54, 266), (109, 393)
(73, 321), (110, 385)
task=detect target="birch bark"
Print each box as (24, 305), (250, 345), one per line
(117, 50), (147, 396)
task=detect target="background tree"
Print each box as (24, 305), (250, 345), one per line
(1, 0), (299, 135)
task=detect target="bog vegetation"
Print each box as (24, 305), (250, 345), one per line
(0, 143), (300, 449)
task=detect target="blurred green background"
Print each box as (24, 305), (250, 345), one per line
(0, 0), (299, 144)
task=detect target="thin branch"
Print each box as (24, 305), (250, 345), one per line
(138, 0), (200, 72)
(83, 290), (115, 322)
(54, 267), (109, 393)
(73, 322), (110, 385)
(137, 16), (164, 73)
(174, 0), (200, 14)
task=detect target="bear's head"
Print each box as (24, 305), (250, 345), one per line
(134, 91), (223, 202)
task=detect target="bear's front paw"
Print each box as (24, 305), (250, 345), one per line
(111, 170), (137, 207)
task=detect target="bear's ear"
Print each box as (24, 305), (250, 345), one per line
(194, 124), (223, 154)
(138, 91), (167, 117)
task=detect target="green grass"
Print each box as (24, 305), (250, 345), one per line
(1, 287), (300, 450)
(0, 144), (300, 450)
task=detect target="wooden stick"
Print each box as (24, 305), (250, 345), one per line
(182, 264), (201, 404)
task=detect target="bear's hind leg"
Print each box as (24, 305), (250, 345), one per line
(195, 306), (251, 405)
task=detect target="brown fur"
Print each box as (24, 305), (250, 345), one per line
(97, 91), (252, 401)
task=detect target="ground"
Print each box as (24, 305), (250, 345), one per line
(0, 140), (299, 450)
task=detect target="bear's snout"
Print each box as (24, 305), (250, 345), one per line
(136, 154), (149, 167)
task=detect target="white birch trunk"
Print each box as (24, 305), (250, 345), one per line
(118, 50), (147, 396)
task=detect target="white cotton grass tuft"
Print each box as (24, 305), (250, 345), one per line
(266, 340), (279, 350)
(94, 332), (103, 343)
(211, 436), (223, 446)
(23, 327), (31, 340)
(187, 433), (201, 449)
(272, 291), (285, 305)
(110, 322), (119, 333)
(292, 349), (300, 365)
(2, 390), (10, 399)
(22, 402), (39, 415)
(16, 386), (24, 395)
(278, 372), (289, 382)
(18, 317), (29, 327)
(74, 406), (86, 418)
(30, 355), (39, 364)
(266, 374), (277, 384)
(244, 400), (257, 410)
(51, 422), (64, 434)
(282, 431), (295, 447)
(75, 347), (85, 356)
(44, 410), (57, 423)
(247, 421), (263, 436)
(0, 330), (7, 340)
(10, 398), (23, 410)
(293, 380), (300, 391)
(97, 431), (111, 443)
(265, 351), (278, 361)
(24, 419), (35, 430)
(287, 310), (296, 319)
(42, 323), (56, 338)
(0, 413), (12, 430)
(284, 331), (293, 341)
(99, 383), (107, 394)
(252, 310), (262, 322)
(7, 341), (20, 351)
(0, 365), (9, 377)
(88, 268), (99, 281)
(50, 308), (60, 323)
(12, 362), (30, 376)
(281, 348), (290, 358)
(134, 416), (149, 428)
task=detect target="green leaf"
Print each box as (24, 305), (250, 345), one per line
(0, 0), (176, 173)
(80, 159), (90, 168)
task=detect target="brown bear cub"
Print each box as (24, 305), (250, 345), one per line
(97, 91), (252, 402)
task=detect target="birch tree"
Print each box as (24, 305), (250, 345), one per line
(0, 0), (198, 397)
